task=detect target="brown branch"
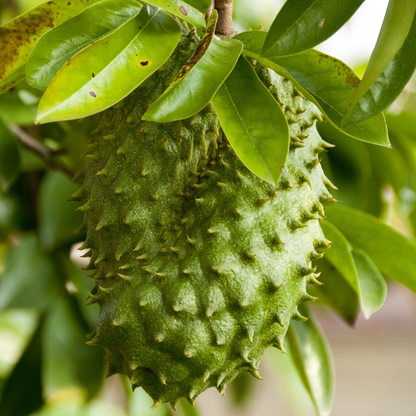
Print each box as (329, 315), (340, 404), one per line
(214, 0), (235, 38)
(9, 123), (78, 181)
(205, 0), (215, 23)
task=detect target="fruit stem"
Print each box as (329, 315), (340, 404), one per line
(210, 0), (235, 38)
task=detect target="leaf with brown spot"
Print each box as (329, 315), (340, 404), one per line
(0, 0), (102, 94)
(36, 5), (181, 124)
(140, 0), (206, 28)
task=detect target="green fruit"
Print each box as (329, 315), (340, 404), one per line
(71, 30), (334, 407)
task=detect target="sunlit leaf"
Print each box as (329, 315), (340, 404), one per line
(344, 0), (416, 126)
(0, 119), (20, 192)
(262, 0), (365, 57)
(286, 306), (334, 416)
(141, 0), (206, 27)
(0, 0), (101, 94)
(212, 56), (289, 185)
(352, 248), (387, 319)
(36, 5), (182, 124)
(235, 31), (390, 146)
(27, 0), (142, 89)
(143, 10), (243, 122)
(326, 204), (416, 293)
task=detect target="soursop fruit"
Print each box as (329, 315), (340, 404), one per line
(72, 29), (335, 407)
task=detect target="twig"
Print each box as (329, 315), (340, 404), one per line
(9, 123), (78, 180)
(205, 0), (215, 23)
(214, 0), (235, 38)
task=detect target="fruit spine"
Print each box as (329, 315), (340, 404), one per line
(71, 29), (335, 406)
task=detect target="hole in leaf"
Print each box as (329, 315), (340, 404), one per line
(140, 61), (149, 67)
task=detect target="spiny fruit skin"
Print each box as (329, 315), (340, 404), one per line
(74, 30), (334, 406)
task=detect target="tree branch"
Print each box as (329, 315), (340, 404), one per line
(214, 0), (235, 38)
(9, 123), (78, 181)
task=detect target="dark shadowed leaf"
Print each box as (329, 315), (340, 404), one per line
(27, 0), (142, 89)
(0, 0), (101, 94)
(179, 398), (201, 416)
(326, 204), (416, 293)
(141, 0), (206, 27)
(42, 299), (104, 401)
(262, 0), (365, 57)
(212, 56), (289, 185)
(286, 305), (334, 416)
(0, 234), (61, 312)
(317, 258), (359, 324)
(344, 1), (416, 126)
(143, 10), (243, 122)
(0, 318), (44, 416)
(235, 31), (389, 146)
(185, 0), (212, 14)
(0, 119), (20, 192)
(36, 5), (181, 124)
(38, 171), (84, 251)
(352, 248), (387, 319)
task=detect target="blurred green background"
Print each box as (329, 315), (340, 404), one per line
(0, 1), (415, 416)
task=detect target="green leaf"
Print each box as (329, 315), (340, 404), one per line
(0, 234), (61, 312)
(235, 31), (390, 146)
(179, 398), (201, 416)
(318, 258), (359, 324)
(286, 306), (334, 416)
(326, 204), (416, 293)
(38, 171), (84, 251)
(27, 0), (142, 90)
(0, 0), (102, 94)
(185, 0), (212, 14)
(35, 5), (182, 124)
(0, 119), (20, 192)
(212, 56), (289, 185)
(141, 0), (206, 28)
(344, 0), (416, 126)
(0, 87), (38, 126)
(143, 10), (243, 122)
(0, 318), (44, 416)
(352, 248), (387, 319)
(42, 299), (104, 401)
(262, 0), (365, 57)
(321, 221), (359, 293)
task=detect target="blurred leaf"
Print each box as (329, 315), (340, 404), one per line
(38, 171), (84, 251)
(179, 398), (201, 416)
(141, 0), (206, 28)
(229, 372), (254, 406)
(0, 309), (38, 379)
(235, 30), (390, 146)
(286, 305), (334, 416)
(262, 0), (365, 57)
(185, 0), (212, 14)
(344, 0), (416, 126)
(36, 5), (182, 124)
(42, 298), (104, 402)
(317, 258), (359, 324)
(0, 0), (102, 94)
(318, 121), (372, 210)
(326, 204), (416, 293)
(0, 317), (44, 416)
(321, 221), (359, 293)
(212, 56), (289, 185)
(0, 234), (62, 311)
(352, 248), (387, 319)
(0, 119), (20, 192)
(27, 0), (142, 89)
(129, 386), (173, 416)
(0, 88), (37, 125)
(143, 11), (243, 122)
